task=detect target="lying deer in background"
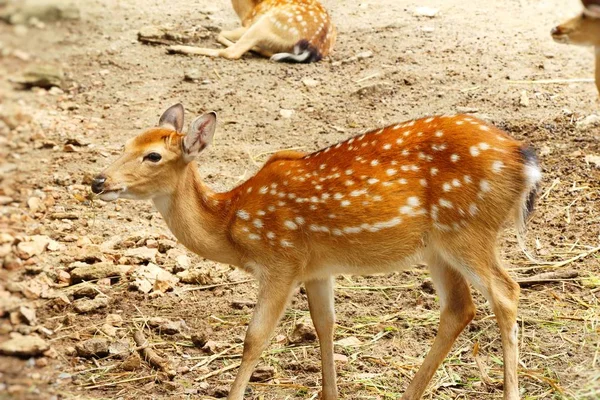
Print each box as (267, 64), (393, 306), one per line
(168, 0), (336, 62)
(92, 104), (541, 400)
(552, 0), (600, 96)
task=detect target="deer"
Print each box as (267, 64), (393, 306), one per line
(551, 0), (600, 96)
(91, 104), (542, 400)
(167, 0), (336, 62)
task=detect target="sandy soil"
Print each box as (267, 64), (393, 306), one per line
(0, 0), (599, 399)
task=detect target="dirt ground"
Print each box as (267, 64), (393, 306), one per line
(1, 0), (599, 399)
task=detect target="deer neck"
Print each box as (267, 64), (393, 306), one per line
(231, 0), (259, 22)
(152, 163), (240, 266)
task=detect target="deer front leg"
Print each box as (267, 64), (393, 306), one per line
(306, 277), (338, 400)
(227, 273), (296, 400)
(595, 46), (600, 97)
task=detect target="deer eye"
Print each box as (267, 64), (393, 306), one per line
(143, 152), (162, 163)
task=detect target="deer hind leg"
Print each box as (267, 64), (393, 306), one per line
(305, 277), (337, 400)
(437, 239), (521, 400)
(227, 272), (297, 400)
(402, 251), (476, 400)
(168, 17), (284, 60)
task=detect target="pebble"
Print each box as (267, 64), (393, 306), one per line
(73, 296), (109, 313)
(0, 335), (49, 358)
(279, 109), (294, 119)
(302, 78), (319, 87)
(70, 263), (121, 283)
(250, 365), (275, 382)
(289, 323), (317, 344)
(75, 338), (110, 358)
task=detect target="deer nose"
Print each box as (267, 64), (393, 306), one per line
(551, 26), (561, 36)
(91, 175), (106, 194)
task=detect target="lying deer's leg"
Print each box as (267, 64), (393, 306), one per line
(402, 252), (476, 400)
(168, 18), (278, 60)
(440, 240), (521, 400)
(227, 272), (296, 400)
(595, 46), (600, 96)
(306, 277), (337, 400)
(218, 27), (248, 44)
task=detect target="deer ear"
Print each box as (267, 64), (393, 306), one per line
(182, 112), (217, 162)
(159, 103), (184, 133)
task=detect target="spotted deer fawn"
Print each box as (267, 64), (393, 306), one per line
(552, 0), (600, 95)
(167, 0), (336, 62)
(92, 104), (541, 400)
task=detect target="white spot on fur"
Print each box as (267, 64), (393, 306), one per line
(470, 146), (480, 157)
(367, 178), (379, 185)
(479, 142), (490, 150)
(253, 219), (263, 228)
(383, 143), (392, 150)
(248, 233), (261, 241)
(435, 130), (444, 137)
(284, 220), (298, 230)
(451, 154), (459, 163)
(464, 175), (472, 184)
(439, 198), (453, 208)
(267, 232), (275, 239)
(386, 168), (397, 176)
(259, 186), (268, 194)
(341, 200), (351, 207)
(430, 167), (439, 176)
(480, 179), (491, 193)
(479, 125), (490, 131)
(492, 160), (504, 173)
(469, 203), (478, 216)
(452, 178), (461, 187)
(237, 210), (250, 220)
(350, 189), (367, 197)
(370, 160), (379, 166)
(443, 182), (452, 192)
(280, 239), (293, 247)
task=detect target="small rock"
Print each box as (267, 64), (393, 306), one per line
(125, 246), (158, 263)
(356, 50), (373, 59)
(131, 263), (178, 294)
(108, 340), (130, 358)
(279, 109), (294, 119)
(539, 145), (552, 157)
(3, 254), (23, 271)
(35, 357), (48, 367)
(76, 338), (110, 358)
(106, 313), (124, 327)
(585, 154), (600, 169)
(302, 78), (319, 87)
(519, 90), (529, 107)
(250, 365), (275, 382)
(148, 317), (186, 335)
(27, 197), (44, 213)
(15, 235), (53, 259)
(174, 254), (191, 271)
(70, 263), (121, 283)
(73, 296), (109, 313)
(414, 7), (439, 17)
(576, 115), (600, 130)
(184, 69), (203, 82)
(120, 353), (141, 371)
(18, 306), (37, 325)
(50, 212), (78, 220)
(289, 323), (317, 344)
(0, 335), (49, 358)
(73, 284), (99, 299)
(101, 323), (118, 337)
(177, 269), (212, 284)
(11, 64), (64, 89)
(0, 196), (14, 205)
